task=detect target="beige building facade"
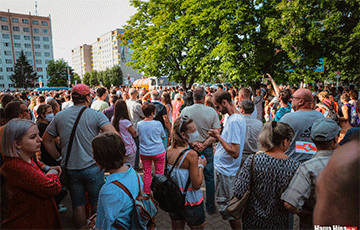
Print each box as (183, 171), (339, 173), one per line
(0, 10), (54, 89)
(71, 44), (92, 78)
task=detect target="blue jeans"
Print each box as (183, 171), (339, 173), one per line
(67, 164), (105, 207)
(163, 129), (168, 149)
(199, 146), (216, 214)
(133, 136), (140, 170)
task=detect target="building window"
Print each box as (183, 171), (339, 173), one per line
(2, 34), (9, 39)
(3, 42), (10, 47)
(15, 51), (21, 56)
(41, 21), (48, 26)
(6, 67), (13, 72)
(45, 60), (50, 64)
(25, 43), (31, 48)
(14, 43), (21, 48)
(12, 18), (19, 23)
(8, 84), (15, 88)
(0, 84), (4, 88)
(24, 35), (30, 40)
(0, 17), (8, 22)
(28, 60), (33, 64)
(13, 26), (20, 31)
(42, 29), (48, 34)
(44, 44), (50, 49)
(5, 59), (12, 64)
(35, 52), (41, 57)
(0, 68), (2, 72)
(32, 20), (39, 25)
(25, 52), (32, 56)
(13, 34), (20, 39)
(44, 52), (50, 57)
(36, 60), (42, 64)
(43, 37), (49, 41)
(37, 68), (43, 72)
(1, 25), (9, 30)
(34, 44), (40, 49)
(0, 75), (3, 79)
(4, 51), (11, 56)
(22, 19), (29, 24)
(23, 27), (30, 32)
(33, 28), (39, 33)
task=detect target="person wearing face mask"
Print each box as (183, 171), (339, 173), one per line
(166, 115), (207, 229)
(137, 103), (166, 195)
(42, 84), (118, 229)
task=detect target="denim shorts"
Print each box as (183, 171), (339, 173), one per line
(169, 202), (206, 227)
(67, 164), (105, 207)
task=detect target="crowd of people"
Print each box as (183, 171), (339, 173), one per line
(0, 76), (359, 229)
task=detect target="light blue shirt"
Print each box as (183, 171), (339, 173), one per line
(95, 164), (143, 230)
(214, 113), (246, 177)
(137, 120), (166, 156)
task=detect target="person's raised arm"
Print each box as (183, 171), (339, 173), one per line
(266, 73), (280, 97)
(187, 150), (207, 190)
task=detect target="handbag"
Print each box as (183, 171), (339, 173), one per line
(61, 106), (87, 187)
(226, 153), (256, 219)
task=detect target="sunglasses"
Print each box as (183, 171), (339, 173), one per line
(179, 115), (189, 133)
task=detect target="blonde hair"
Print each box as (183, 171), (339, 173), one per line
(258, 121), (294, 152)
(318, 91), (329, 99)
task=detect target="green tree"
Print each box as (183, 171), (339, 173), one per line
(71, 73), (82, 85)
(83, 72), (91, 86)
(46, 59), (69, 87)
(89, 70), (99, 87)
(267, 0), (360, 82)
(110, 65), (123, 87)
(10, 50), (37, 89)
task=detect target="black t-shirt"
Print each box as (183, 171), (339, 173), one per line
(152, 101), (167, 130)
(37, 122), (58, 166)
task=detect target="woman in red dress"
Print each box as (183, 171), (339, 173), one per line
(1, 118), (62, 229)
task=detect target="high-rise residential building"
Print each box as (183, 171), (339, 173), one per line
(91, 28), (142, 82)
(71, 44), (92, 78)
(0, 10), (54, 89)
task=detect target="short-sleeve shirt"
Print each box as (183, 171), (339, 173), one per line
(242, 115), (263, 154)
(180, 104), (220, 142)
(95, 165), (143, 230)
(46, 105), (110, 170)
(90, 100), (109, 112)
(214, 113), (246, 177)
(137, 120), (166, 156)
(280, 110), (324, 163)
(126, 99), (144, 132)
(112, 118), (136, 156)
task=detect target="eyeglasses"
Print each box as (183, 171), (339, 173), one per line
(291, 96), (301, 100)
(22, 109), (30, 113)
(179, 115), (189, 133)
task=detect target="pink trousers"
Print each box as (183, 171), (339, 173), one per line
(140, 152), (165, 194)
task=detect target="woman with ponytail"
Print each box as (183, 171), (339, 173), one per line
(232, 121), (300, 229)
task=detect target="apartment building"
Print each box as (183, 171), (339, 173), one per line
(71, 44), (92, 78)
(91, 28), (142, 81)
(0, 10), (54, 89)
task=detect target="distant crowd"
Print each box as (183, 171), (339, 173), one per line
(0, 76), (359, 229)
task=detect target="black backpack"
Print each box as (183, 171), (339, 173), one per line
(321, 101), (338, 122)
(150, 149), (191, 213)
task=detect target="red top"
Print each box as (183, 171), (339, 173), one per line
(1, 157), (62, 229)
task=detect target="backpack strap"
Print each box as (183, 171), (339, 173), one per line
(167, 149), (189, 176)
(112, 180), (134, 201)
(176, 150), (192, 194)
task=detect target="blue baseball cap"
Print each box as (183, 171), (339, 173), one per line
(311, 118), (341, 141)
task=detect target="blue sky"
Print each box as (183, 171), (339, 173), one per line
(2, 0), (138, 66)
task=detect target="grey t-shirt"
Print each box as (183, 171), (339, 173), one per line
(180, 104), (221, 143)
(242, 115), (263, 154)
(126, 99), (144, 132)
(46, 105), (110, 170)
(280, 110), (324, 163)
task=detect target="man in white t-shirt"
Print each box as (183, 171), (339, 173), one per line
(208, 90), (246, 229)
(91, 87), (109, 112)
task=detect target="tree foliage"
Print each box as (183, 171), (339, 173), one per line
(82, 72), (91, 86)
(89, 70), (99, 87)
(46, 59), (69, 87)
(71, 73), (82, 85)
(267, 0), (360, 82)
(10, 50), (37, 89)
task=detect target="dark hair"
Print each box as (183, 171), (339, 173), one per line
(96, 87), (106, 98)
(142, 103), (156, 117)
(312, 139), (335, 149)
(356, 99), (360, 112)
(47, 99), (59, 112)
(214, 90), (232, 104)
(240, 99), (254, 114)
(193, 87), (206, 101)
(92, 133), (126, 171)
(4, 101), (22, 122)
(112, 99), (130, 132)
(171, 116), (194, 148)
(37, 104), (51, 119)
(349, 90), (358, 100)
(279, 89), (292, 104)
(1, 94), (15, 108)
(162, 92), (172, 110)
(38, 96), (45, 103)
(259, 121), (294, 152)
(110, 95), (119, 105)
